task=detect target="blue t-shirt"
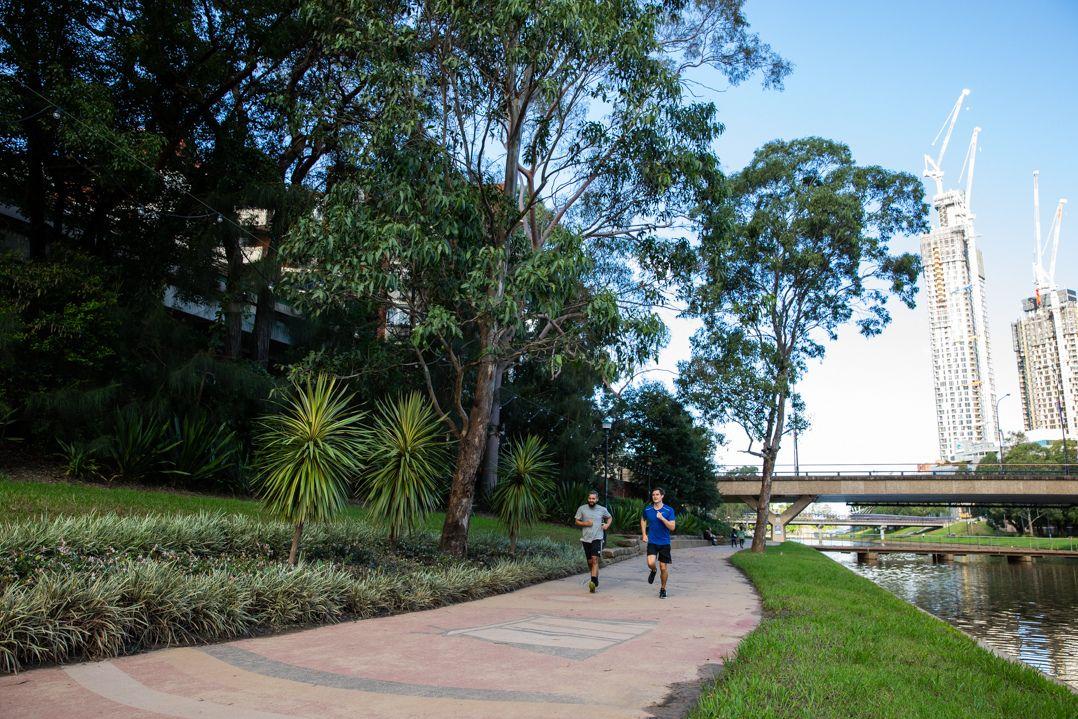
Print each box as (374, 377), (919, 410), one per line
(642, 504), (675, 545)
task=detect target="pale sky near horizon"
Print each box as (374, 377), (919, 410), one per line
(641, 1), (1078, 470)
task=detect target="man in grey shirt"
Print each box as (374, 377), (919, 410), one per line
(575, 490), (612, 593)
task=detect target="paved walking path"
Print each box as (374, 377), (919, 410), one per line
(2, 545), (759, 719)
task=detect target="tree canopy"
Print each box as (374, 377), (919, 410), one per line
(678, 137), (929, 551)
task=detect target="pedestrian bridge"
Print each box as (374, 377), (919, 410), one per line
(737, 513), (951, 528)
(718, 468), (1078, 541)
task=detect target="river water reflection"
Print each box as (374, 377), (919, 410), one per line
(818, 547), (1078, 689)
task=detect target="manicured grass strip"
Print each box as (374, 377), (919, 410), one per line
(0, 476), (581, 543)
(691, 543), (1077, 719)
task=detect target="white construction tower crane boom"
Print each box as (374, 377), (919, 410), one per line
(959, 127), (981, 214)
(924, 88), (971, 198)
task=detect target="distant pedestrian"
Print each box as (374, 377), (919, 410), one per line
(640, 487), (675, 598)
(738, 529), (746, 548)
(575, 490), (611, 593)
(730, 528), (738, 547)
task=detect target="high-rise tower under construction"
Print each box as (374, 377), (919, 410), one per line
(920, 90), (999, 462)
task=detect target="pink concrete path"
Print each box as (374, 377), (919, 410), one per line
(1, 545), (759, 719)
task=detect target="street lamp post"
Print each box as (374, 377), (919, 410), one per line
(995, 393), (1010, 474)
(602, 418), (612, 506)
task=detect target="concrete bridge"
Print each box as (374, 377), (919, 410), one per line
(797, 539), (1078, 564)
(719, 469), (1078, 541)
(737, 513), (951, 528)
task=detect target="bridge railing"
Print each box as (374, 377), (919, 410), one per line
(793, 532), (1078, 553)
(718, 463), (1077, 478)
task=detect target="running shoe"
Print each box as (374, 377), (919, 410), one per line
(647, 569), (656, 584)
(588, 579), (596, 593)
(659, 588), (667, 599)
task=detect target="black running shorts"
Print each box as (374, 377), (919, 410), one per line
(582, 539), (603, 559)
(646, 543), (672, 564)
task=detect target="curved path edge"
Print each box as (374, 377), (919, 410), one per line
(2, 545), (760, 718)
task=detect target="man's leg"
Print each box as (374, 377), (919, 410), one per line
(659, 561), (669, 589)
(588, 546), (600, 592)
(646, 552), (657, 584)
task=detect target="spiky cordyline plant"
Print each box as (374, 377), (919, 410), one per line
(359, 392), (450, 545)
(494, 435), (556, 554)
(254, 374), (366, 565)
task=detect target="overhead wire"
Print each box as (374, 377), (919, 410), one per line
(10, 78), (281, 288)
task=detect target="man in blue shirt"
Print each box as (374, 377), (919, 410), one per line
(640, 486), (676, 598)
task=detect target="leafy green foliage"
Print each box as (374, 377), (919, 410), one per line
(0, 513), (584, 673)
(611, 382), (720, 512)
(974, 442), (1078, 534)
(610, 497), (646, 533)
(103, 410), (178, 484)
(254, 375), (367, 562)
(0, 252), (122, 400)
(56, 438), (103, 480)
(283, 0), (787, 556)
(493, 436), (556, 553)
(166, 415), (241, 492)
(678, 138), (929, 549)
(360, 393), (451, 544)
(501, 360), (605, 487)
(548, 481), (594, 525)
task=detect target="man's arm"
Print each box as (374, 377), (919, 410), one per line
(640, 516), (648, 542)
(601, 511), (612, 531)
(655, 510), (676, 531)
(574, 508), (592, 527)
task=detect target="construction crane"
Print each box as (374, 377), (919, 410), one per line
(959, 127), (981, 214)
(924, 88), (971, 199)
(1033, 171), (1067, 293)
(1031, 172), (1074, 431)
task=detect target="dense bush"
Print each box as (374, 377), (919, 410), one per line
(547, 481), (592, 524)
(0, 553), (580, 673)
(610, 497), (646, 533)
(0, 513), (584, 672)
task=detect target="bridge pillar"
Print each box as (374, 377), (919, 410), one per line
(1007, 555), (1034, 564)
(737, 495), (817, 542)
(856, 551), (878, 564)
(931, 553), (955, 563)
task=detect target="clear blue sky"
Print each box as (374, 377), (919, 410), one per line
(653, 0), (1078, 468)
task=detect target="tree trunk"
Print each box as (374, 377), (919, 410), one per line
(440, 359), (497, 556)
(480, 364), (506, 497)
(509, 528), (517, 556)
(252, 283), (275, 366)
(751, 387), (789, 553)
(25, 115), (48, 260)
(222, 232), (245, 359)
(288, 521), (304, 566)
(750, 453), (773, 553)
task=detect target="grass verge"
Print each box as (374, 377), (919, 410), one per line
(0, 475), (581, 543)
(690, 543), (1077, 719)
(0, 512), (586, 673)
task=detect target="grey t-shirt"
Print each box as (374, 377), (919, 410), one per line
(575, 503), (610, 543)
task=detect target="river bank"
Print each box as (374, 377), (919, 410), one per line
(830, 549), (1078, 690)
(690, 542), (1077, 719)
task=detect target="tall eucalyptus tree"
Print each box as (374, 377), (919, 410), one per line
(678, 137), (928, 551)
(285, 0), (788, 555)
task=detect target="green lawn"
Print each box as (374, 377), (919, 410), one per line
(691, 543), (1077, 719)
(0, 475), (581, 544)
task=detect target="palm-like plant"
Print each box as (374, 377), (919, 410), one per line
(494, 435), (556, 554)
(254, 374), (367, 565)
(359, 392), (450, 545)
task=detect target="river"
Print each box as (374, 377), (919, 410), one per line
(819, 547), (1078, 689)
